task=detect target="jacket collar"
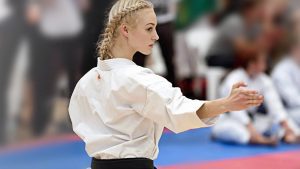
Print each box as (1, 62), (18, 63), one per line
(97, 58), (136, 71)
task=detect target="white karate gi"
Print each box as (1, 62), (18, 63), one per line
(212, 68), (300, 144)
(69, 58), (218, 159)
(272, 57), (300, 126)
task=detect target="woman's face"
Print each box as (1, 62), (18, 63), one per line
(127, 8), (159, 55)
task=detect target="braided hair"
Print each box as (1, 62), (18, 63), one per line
(97, 0), (153, 60)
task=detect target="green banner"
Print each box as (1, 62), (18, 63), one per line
(176, 0), (217, 29)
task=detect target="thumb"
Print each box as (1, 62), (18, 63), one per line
(232, 81), (247, 90)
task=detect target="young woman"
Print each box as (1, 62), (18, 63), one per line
(68, 0), (263, 168)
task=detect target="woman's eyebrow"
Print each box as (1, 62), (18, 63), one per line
(146, 23), (155, 26)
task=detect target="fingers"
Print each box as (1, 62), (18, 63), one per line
(243, 93), (264, 100)
(237, 90), (263, 99)
(245, 94), (264, 106)
(236, 91), (263, 105)
(231, 88), (263, 100)
(232, 81), (247, 90)
(230, 83), (264, 109)
(246, 99), (263, 106)
(241, 89), (259, 95)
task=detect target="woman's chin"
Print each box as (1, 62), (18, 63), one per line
(139, 50), (152, 56)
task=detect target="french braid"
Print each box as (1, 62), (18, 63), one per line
(97, 0), (153, 60)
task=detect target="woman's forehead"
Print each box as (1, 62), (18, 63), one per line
(136, 8), (157, 25)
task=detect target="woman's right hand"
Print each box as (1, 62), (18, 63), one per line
(226, 82), (264, 112)
(196, 82), (264, 119)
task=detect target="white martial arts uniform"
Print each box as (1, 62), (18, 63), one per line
(272, 57), (300, 126)
(69, 58), (218, 160)
(212, 68), (300, 144)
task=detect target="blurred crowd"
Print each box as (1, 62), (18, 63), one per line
(0, 0), (300, 147)
(207, 0), (300, 145)
(0, 0), (111, 145)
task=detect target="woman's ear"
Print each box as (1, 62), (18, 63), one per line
(120, 24), (129, 38)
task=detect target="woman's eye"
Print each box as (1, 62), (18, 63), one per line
(147, 28), (153, 32)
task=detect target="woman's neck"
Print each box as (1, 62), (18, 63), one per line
(110, 37), (136, 60)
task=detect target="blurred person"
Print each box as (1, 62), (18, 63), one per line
(26, 0), (85, 136)
(68, 0), (264, 168)
(259, 0), (290, 67)
(0, 0), (27, 144)
(133, 0), (177, 86)
(212, 52), (300, 146)
(212, 0), (248, 25)
(81, 0), (112, 75)
(272, 37), (300, 126)
(206, 0), (264, 69)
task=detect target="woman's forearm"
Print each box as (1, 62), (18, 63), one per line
(196, 98), (230, 119)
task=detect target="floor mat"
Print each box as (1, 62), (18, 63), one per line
(159, 150), (300, 169)
(0, 128), (299, 169)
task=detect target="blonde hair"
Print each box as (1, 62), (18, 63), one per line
(97, 0), (153, 60)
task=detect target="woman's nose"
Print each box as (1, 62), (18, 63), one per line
(153, 30), (159, 41)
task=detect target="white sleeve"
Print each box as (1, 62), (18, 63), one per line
(272, 70), (300, 108)
(131, 73), (218, 133)
(262, 76), (287, 123)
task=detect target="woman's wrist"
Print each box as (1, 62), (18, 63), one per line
(197, 98), (230, 119)
(220, 97), (231, 113)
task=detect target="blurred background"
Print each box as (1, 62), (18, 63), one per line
(0, 0), (300, 168)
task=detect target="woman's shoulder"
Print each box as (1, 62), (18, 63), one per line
(119, 65), (170, 88)
(77, 68), (100, 87)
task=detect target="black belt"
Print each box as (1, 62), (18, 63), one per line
(91, 157), (157, 169)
